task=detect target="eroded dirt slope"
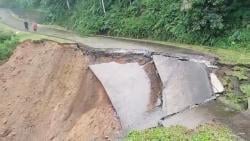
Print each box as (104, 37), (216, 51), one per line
(0, 41), (121, 141)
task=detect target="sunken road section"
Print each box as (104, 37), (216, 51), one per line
(0, 40), (221, 140)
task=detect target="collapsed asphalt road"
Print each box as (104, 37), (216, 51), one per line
(1, 38), (250, 140)
(89, 49), (221, 133)
(0, 40), (221, 140)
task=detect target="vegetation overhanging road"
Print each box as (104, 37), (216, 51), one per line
(0, 8), (211, 57)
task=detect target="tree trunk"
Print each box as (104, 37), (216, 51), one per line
(101, 0), (106, 15)
(66, 0), (70, 10)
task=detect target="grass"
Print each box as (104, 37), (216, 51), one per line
(191, 124), (235, 141)
(219, 94), (246, 111)
(5, 8), (250, 65)
(126, 124), (235, 141)
(109, 36), (250, 65)
(240, 84), (250, 97)
(127, 126), (189, 141)
(232, 67), (249, 80)
(149, 40), (250, 65)
(0, 22), (70, 43)
(17, 32), (69, 43)
(219, 67), (250, 110)
(0, 22), (70, 62)
(3, 7), (250, 65)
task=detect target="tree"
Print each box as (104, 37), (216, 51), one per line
(66, 0), (70, 9)
(101, 0), (106, 14)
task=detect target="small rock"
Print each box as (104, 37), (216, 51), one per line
(50, 135), (55, 140)
(104, 136), (110, 140)
(2, 119), (7, 125)
(0, 129), (12, 137)
(2, 79), (6, 83)
(3, 87), (7, 91)
(66, 91), (72, 96)
(11, 132), (16, 137)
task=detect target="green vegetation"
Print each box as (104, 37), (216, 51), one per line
(127, 126), (189, 141)
(0, 22), (70, 41)
(0, 1), (249, 139)
(219, 66), (250, 110)
(240, 84), (250, 97)
(1, 0), (250, 65)
(232, 67), (248, 80)
(222, 93), (247, 110)
(2, 0), (250, 50)
(116, 37), (250, 65)
(126, 124), (234, 141)
(0, 22), (70, 63)
(0, 29), (18, 61)
(218, 96), (244, 111)
(192, 124), (234, 141)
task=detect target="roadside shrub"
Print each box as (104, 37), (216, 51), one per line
(4, 0), (250, 48)
(0, 31), (18, 61)
(0, 31), (13, 42)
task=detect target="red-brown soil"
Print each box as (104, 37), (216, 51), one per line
(0, 40), (121, 141)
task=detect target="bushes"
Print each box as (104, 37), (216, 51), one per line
(69, 0), (104, 35)
(0, 31), (18, 61)
(4, 0), (250, 48)
(214, 28), (250, 49)
(57, 0), (248, 47)
(0, 31), (13, 42)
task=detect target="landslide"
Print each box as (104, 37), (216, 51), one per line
(0, 40), (121, 141)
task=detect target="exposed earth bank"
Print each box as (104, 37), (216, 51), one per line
(0, 40), (172, 140)
(0, 40), (122, 141)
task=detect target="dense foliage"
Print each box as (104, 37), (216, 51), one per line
(0, 31), (18, 61)
(1, 0), (250, 47)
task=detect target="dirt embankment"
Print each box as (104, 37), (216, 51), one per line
(0, 40), (164, 141)
(0, 40), (123, 141)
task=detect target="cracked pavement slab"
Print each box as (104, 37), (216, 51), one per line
(90, 62), (163, 131)
(153, 55), (214, 116)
